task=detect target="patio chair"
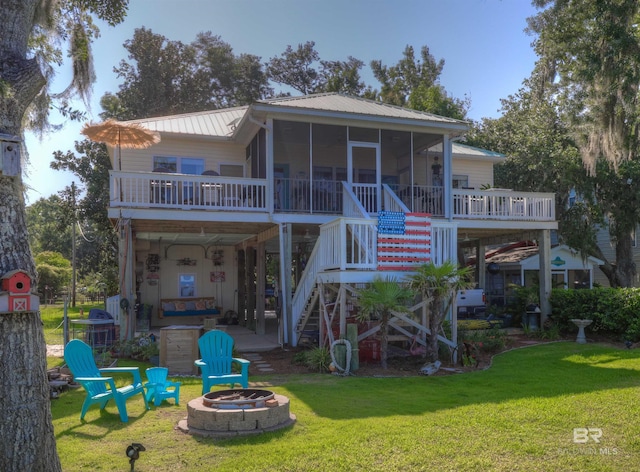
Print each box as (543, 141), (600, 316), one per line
(194, 329), (250, 394)
(144, 367), (181, 406)
(64, 339), (149, 422)
(150, 166), (176, 204)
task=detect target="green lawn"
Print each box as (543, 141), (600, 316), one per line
(42, 303), (105, 345)
(50, 342), (640, 471)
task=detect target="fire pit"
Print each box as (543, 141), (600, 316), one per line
(203, 389), (275, 409)
(178, 388), (295, 438)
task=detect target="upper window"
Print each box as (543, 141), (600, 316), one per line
(153, 157), (204, 175)
(219, 164), (244, 177)
(452, 175), (469, 189)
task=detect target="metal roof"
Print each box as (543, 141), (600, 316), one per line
(427, 142), (505, 161)
(126, 107), (248, 138)
(256, 93), (467, 126)
(452, 142), (505, 159)
(125, 93), (468, 139)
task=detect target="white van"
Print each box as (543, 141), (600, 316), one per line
(456, 289), (487, 318)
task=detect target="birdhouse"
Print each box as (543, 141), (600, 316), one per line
(0, 269), (39, 313)
(0, 133), (21, 177)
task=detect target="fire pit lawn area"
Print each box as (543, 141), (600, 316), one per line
(178, 388), (295, 438)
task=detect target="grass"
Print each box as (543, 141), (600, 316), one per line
(49, 341), (640, 471)
(42, 303), (105, 346)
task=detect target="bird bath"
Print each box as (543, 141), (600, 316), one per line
(570, 319), (593, 344)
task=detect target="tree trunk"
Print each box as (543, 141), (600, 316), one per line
(0, 1), (62, 469)
(0, 177), (61, 471)
(380, 316), (389, 369)
(0, 313), (60, 471)
(613, 237), (636, 288)
(425, 325), (440, 363)
(425, 297), (446, 363)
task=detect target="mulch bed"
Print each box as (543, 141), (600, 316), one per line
(251, 334), (557, 378)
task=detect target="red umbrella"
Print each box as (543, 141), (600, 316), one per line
(81, 119), (160, 170)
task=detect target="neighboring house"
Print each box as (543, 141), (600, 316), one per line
(477, 243), (603, 308)
(106, 93), (557, 350)
(592, 221), (640, 287)
(566, 189), (638, 288)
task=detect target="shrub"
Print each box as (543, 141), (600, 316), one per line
(292, 351), (309, 365)
(305, 347), (332, 373)
(460, 326), (507, 353)
(550, 287), (640, 342)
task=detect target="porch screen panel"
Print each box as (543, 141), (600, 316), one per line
(312, 124), (347, 214)
(349, 127), (378, 143)
(381, 129), (410, 201)
(273, 120), (310, 212)
(411, 133), (443, 216)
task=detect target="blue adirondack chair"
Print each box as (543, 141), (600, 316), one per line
(144, 367), (181, 406)
(194, 330), (250, 394)
(64, 339), (149, 422)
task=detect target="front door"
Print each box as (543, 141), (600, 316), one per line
(348, 142), (380, 213)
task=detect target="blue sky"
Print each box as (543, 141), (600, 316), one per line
(24, 0), (540, 203)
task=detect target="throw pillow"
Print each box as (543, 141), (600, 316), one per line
(162, 302), (176, 312)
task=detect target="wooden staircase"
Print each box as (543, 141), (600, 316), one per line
(289, 184), (457, 347)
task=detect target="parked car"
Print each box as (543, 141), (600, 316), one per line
(456, 289), (487, 318)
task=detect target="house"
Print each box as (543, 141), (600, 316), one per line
(105, 93), (558, 352)
(476, 243), (604, 308)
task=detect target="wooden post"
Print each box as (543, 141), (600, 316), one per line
(246, 246), (256, 330)
(538, 229), (552, 326)
(256, 241), (266, 335)
(237, 249), (246, 325)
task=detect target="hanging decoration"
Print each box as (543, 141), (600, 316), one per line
(210, 271), (226, 282)
(177, 258), (197, 266)
(211, 250), (224, 266)
(146, 273), (159, 286)
(146, 254), (160, 272)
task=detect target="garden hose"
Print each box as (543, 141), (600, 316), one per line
(330, 338), (352, 376)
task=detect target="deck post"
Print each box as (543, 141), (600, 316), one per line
(256, 241), (266, 335)
(477, 241), (486, 289)
(246, 246), (256, 329)
(339, 285), (347, 338)
(538, 229), (552, 326)
(118, 217), (135, 340)
(237, 249), (246, 326)
(279, 223), (293, 345)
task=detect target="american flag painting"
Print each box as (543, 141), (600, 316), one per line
(377, 212), (431, 270)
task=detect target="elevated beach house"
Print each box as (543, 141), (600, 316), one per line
(106, 93), (557, 352)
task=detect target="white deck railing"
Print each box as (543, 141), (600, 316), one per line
(452, 189), (555, 221)
(110, 171), (268, 211)
(382, 184), (410, 213)
(319, 218), (378, 271)
(291, 240), (321, 336)
(110, 171), (555, 222)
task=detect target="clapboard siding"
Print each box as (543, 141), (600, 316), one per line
(119, 136), (246, 174)
(452, 158), (493, 189)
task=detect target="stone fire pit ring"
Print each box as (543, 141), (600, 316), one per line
(177, 388), (296, 438)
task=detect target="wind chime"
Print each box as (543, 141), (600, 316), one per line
(210, 247), (225, 308)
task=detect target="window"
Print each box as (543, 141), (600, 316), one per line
(568, 270), (590, 289)
(219, 164), (244, 177)
(452, 175), (469, 189)
(179, 274), (196, 297)
(153, 156), (204, 175)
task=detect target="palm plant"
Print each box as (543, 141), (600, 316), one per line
(407, 261), (473, 362)
(356, 277), (414, 369)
